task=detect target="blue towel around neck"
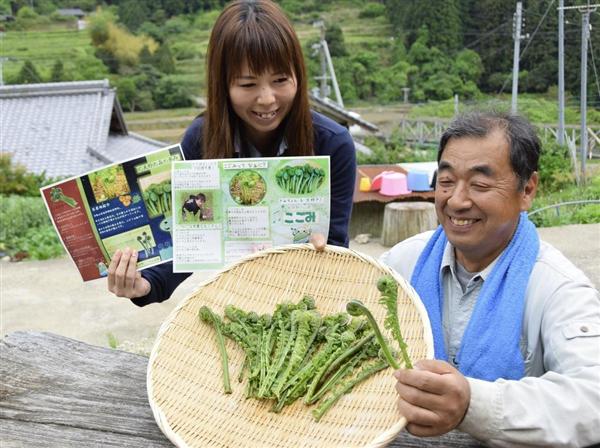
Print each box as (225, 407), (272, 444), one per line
(410, 212), (539, 381)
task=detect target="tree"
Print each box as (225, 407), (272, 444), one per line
(154, 43), (176, 74)
(50, 60), (65, 82)
(15, 61), (42, 84)
(325, 23), (347, 57)
(153, 77), (192, 108)
(118, 0), (150, 33)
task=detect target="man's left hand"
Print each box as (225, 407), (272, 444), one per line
(394, 360), (470, 437)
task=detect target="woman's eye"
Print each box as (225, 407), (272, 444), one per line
(275, 77), (289, 83)
(239, 83), (256, 88)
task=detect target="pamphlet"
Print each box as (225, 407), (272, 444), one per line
(41, 145), (184, 281)
(172, 156), (331, 272)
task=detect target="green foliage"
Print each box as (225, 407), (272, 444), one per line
(0, 154), (53, 197)
(153, 77), (193, 109)
(154, 43), (176, 74)
(118, 0), (150, 32)
(538, 140), (574, 193)
(50, 59), (66, 82)
(356, 134), (435, 165)
(359, 2), (386, 19)
(325, 23), (347, 57)
(106, 332), (119, 349)
(15, 60), (42, 84)
(0, 195), (64, 259)
(9, 225), (65, 260)
(406, 29), (482, 101)
(0, 0), (10, 15)
(530, 177), (600, 227)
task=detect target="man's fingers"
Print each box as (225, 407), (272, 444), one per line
(396, 396), (439, 426)
(395, 380), (445, 410)
(394, 368), (449, 395)
(405, 422), (442, 438)
(415, 359), (456, 375)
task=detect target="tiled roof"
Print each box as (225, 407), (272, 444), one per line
(0, 80), (164, 177)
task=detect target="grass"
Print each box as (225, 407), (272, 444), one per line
(408, 94), (600, 126)
(2, 28), (94, 80)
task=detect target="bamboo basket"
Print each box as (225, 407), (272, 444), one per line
(147, 244), (434, 448)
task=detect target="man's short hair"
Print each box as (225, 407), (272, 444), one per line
(438, 111), (541, 190)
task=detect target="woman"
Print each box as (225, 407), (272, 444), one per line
(108, 0), (356, 306)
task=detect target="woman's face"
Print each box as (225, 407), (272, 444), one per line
(228, 61), (298, 144)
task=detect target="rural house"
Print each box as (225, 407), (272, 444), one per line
(0, 80), (165, 178)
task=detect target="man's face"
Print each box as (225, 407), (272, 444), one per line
(435, 130), (538, 271)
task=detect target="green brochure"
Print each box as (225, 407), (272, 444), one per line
(172, 156), (331, 271)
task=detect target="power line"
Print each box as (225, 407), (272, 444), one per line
(589, 38), (600, 97)
(465, 20), (512, 49)
(520, 0), (556, 60)
(499, 0), (556, 95)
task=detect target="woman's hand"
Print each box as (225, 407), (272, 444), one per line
(394, 360), (470, 437)
(309, 233), (327, 252)
(107, 248), (151, 299)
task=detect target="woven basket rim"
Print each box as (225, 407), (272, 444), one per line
(147, 243), (434, 448)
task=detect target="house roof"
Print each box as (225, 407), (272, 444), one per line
(0, 80), (164, 177)
(56, 8), (86, 17)
(309, 93), (380, 133)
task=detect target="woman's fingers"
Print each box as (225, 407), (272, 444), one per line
(309, 233), (327, 252)
(107, 248), (140, 298)
(124, 250), (138, 291)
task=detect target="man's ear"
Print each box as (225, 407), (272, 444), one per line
(521, 171), (539, 211)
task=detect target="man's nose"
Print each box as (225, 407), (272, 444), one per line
(447, 183), (472, 210)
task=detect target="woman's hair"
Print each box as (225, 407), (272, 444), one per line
(203, 0), (314, 159)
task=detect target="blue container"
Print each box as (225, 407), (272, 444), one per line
(407, 170), (432, 191)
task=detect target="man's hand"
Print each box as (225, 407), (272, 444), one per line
(309, 233), (327, 252)
(394, 359), (470, 437)
(107, 248), (151, 299)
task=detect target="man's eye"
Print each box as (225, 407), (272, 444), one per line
(438, 179), (453, 186)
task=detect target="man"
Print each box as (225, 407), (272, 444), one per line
(381, 111), (600, 447)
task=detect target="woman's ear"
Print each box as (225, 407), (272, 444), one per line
(521, 171), (539, 211)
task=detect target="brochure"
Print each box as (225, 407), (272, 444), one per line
(172, 156), (331, 272)
(41, 144), (184, 281)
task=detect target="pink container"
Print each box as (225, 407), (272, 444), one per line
(379, 172), (411, 196)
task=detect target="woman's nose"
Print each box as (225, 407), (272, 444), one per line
(257, 87), (275, 105)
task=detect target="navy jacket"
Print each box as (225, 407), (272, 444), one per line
(133, 111), (356, 306)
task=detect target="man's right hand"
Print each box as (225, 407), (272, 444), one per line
(107, 248), (151, 299)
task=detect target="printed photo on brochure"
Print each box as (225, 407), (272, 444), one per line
(171, 156), (331, 272)
(40, 144), (184, 281)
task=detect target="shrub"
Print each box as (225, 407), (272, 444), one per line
(0, 154), (53, 196)
(538, 139), (574, 193)
(0, 195), (64, 259)
(359, 3), (386, 19)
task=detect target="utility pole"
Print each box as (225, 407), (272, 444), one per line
(312, 20), (344, 108)
(558, 0), (565, 146)
(559, 4), (600, 184)
(580, 9), (590, 183)
(511, 2), (523, 114)
(318, 22), (328, 100)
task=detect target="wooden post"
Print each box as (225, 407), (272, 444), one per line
(381, 202), (437, 247)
